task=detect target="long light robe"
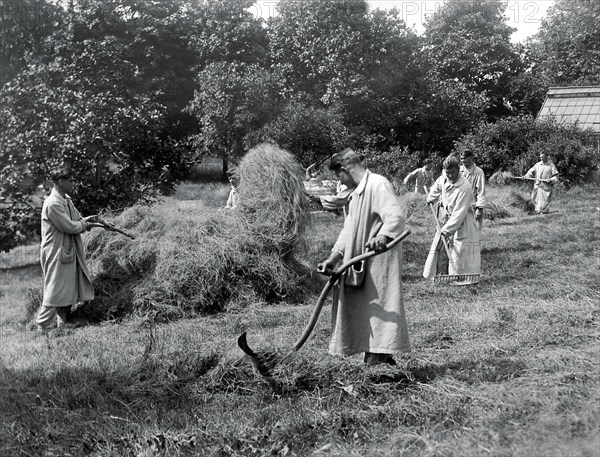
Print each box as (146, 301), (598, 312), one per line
(460, 164), (487, 230)
(40, 189), (94, 307)
(225, 185), (238, 209)
(403, 167), (434, 194)
(524, 161), (559, 213)
(319, 182), (353, 215)
(329, 170), (410, 356)
(423, 174), (480, 282)
(460, 164), (487, 209)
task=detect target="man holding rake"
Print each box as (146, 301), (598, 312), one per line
(423, 155), (481, 285)
(523, 152), (559, 214)
(318, 148), (410, 366)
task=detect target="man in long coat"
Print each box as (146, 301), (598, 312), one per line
(423, 155), (480, 284)
(459, 149), (487, 229)
(37, 167), (99, 330)
(318, 148), (410, 366)
(523, 152), (559, 214)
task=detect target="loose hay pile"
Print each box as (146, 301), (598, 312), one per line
(489, 170), (515, 186)
(510, 190), (536, 213)
(68, 143), (313, 322)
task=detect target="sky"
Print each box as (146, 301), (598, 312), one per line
(249, 0), (556, 43)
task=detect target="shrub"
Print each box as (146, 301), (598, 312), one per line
(456, 116), (598, 187)
(513, 139), (598, 189)
(364, 146), (443, 192)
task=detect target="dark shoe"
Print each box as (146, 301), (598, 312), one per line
(364, 352), (396, 366)
(385, 356), (397, 366)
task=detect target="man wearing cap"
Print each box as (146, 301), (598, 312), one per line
(36, 167), (100, 330)
(403, 159), (434, 194)
(459, 149), (487, 229)
(318, 148), (410, 365)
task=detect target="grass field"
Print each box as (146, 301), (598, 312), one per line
(0, 182), (598, 456)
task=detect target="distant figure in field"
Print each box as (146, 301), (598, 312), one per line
(308, 180), (355, 217)
(523, 152), (559, 214)
(459, 149), (487, 229)
(403, 159), (434, 194)
(318, 148), (410, 366)
(37, 167), (101, 330)
(305, 163), (319, 181)
(424, 155), (480, 284)
(224, 172), (239, 210)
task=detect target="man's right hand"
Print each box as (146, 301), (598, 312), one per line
(317, 260), (337, 276)
(85, 222), (104, 231)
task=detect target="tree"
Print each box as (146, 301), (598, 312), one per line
(187, 62), (282, 165)
(190, 0), (269, 69)
(0, 20), (189, 250)
(0, 0), (64, 86)
(423, 0), (525, 119)
(253, 100), (351, 166)
(268, 0), (371, 103)
(527, 0), (600, 86)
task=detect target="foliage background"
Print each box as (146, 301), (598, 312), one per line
(1, 0), (598, 250)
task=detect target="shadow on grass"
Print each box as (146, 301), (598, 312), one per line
(481, 242), (543, 254)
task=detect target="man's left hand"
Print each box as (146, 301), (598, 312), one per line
(475, 208), (483, 222)
(366, 235), (391, 253)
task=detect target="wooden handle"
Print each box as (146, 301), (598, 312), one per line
(292, 229), (411, 352)
(428, 203), (458, 273)
(97, 218), (136, 239)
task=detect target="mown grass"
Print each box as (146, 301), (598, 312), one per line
(0, 183), (598, 456)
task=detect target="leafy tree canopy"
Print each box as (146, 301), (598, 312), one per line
(424, 0), (524, 119)
(527, 0), (600, 86)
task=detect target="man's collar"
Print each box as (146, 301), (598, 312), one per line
(50, 188), (70, 202)
(354, 169), (370, 195)
(462, 163), (475, 173)
(445, 174), (466, 188)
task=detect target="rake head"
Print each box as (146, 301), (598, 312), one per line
(433, 274), (480, 286)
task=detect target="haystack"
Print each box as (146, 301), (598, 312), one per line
(236, 143), (310, 257)
(62, 144), (314, 323)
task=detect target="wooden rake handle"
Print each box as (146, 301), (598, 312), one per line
(428, 203), (458, 274)
(510, 176), (550, 183)
(291, 229), (411, 352)
(97, 217), (136, 239)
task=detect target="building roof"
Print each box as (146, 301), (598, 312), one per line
(537, 86), (600, 135)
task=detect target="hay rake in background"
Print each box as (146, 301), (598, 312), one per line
(237, 230), (412, 375)
(428, 203), (479, 286)
(509, 176), (551, 184)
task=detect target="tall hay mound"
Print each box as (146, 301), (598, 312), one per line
(237, 143), (309, 257)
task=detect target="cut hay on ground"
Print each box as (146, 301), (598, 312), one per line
(509, 190), (535, 213)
